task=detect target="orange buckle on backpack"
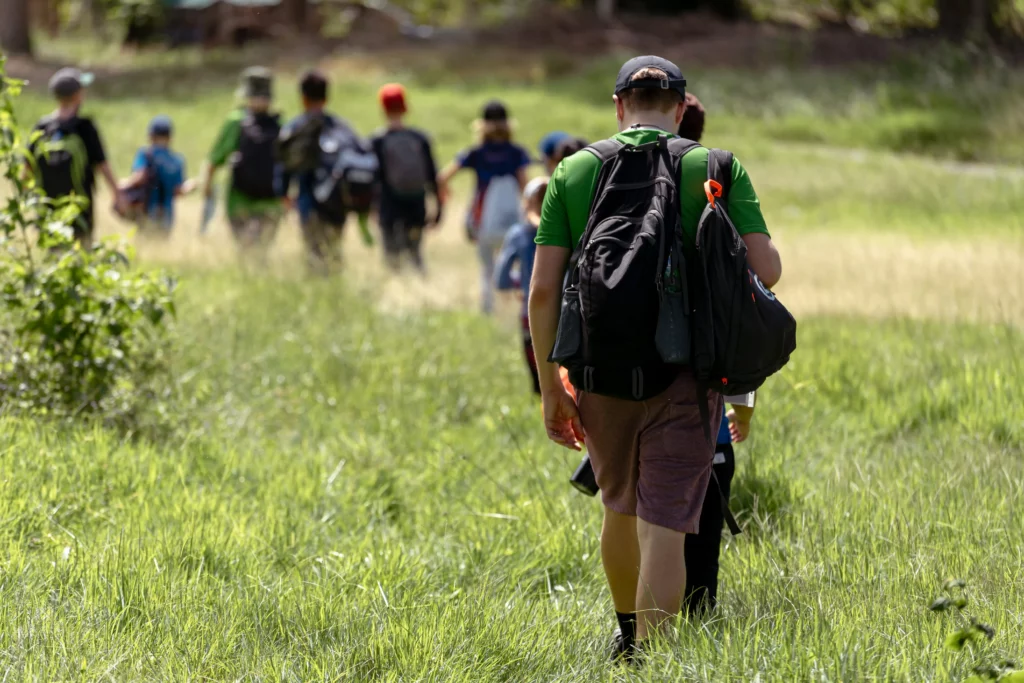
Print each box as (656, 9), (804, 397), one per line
(704, 179), (723, 207)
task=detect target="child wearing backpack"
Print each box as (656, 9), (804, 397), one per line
(371, 83), (443, 273)
(495, 176), (549, 395)
(119, 115), (195, 235)
(30, 68), (126, 248)
(279, 70), (377, 275)
(202, 67), (285, 251)
(437, 100), (530, 314)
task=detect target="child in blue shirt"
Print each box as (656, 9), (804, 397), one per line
(438, 100), (530, 314)
(496, 176), (548, 394)
(122, 115), (194, 233)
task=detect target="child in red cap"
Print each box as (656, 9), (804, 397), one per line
(370, 83), (443, 273)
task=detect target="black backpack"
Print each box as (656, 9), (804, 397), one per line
(689, 149), (797, 408)
(231, 112), (281, 200)
(377, 129), (431, 198)
(34, 116), (87, 199)
(550, 134), (700, 400)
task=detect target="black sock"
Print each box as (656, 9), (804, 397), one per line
(615, 611), (637, 643)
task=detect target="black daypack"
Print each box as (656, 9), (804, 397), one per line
(231, 112), (281, 200)
(690, 149), (797, 402)
(34, 116), (87, 198)
(377, 129), (431, 198)
(550, 135), (700, 400)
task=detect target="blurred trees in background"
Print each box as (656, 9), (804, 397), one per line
(0, 0), (33, 56)
(2, 0), (1022, 58)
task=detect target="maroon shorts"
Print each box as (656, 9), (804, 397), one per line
(577, 370), (723, 534)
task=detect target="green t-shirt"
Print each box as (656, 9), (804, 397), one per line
(535, 129), (769, 250)
(208, 108), (283, 219)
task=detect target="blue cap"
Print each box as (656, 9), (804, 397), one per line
(148, 115), (173, 137)
(539, 131), (571, 160)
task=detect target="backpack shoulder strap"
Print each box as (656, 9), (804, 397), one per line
(584, 139), (625, 164)
(707, 148), (735, 198)
(667, 137), (701, 160)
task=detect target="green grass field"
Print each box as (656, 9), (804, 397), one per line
(2, 44), (1023, 680)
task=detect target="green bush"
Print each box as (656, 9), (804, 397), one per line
(0, 58), (175, 429)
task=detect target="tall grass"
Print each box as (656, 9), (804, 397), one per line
(1, 44), (1022, 681)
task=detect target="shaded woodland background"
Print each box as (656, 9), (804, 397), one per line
(3, 0), (1024, 60)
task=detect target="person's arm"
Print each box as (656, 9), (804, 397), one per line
(173, 156), (196, 196)
(516, 166), (529, 193)
(529, 245), (584, 450)
(204, 115), (239, 198)
(437, 147), (474, 204)
(422, 134), (443, 225)
(528, 166), (584, 450)
(516, 146), (531, 191)
(729, 157), (782, 288)
(436, 160), (461, 204)
(82, 121), (123, 210)
(495, 231), (521, 291)
(743, 233), (782, 289)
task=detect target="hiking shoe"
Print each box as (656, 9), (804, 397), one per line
(609, 628), (638, 664)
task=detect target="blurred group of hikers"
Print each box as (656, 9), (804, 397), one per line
(28, 56), (796, 667)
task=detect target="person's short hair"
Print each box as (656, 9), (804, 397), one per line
(300, 70), (329, 103)
(523, 176), (549, 211)
(553, 137), (588, 165)
(678, 93), (705, 142)
(618, 67), (683, 114)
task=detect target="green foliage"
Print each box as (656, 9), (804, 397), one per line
(0, 58), (175, 428)
(929, 580), (1021, 682)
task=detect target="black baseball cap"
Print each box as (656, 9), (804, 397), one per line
(48, 67), (94, 99)
(614, 56), (686, 99)
(481, 100), (509, 123)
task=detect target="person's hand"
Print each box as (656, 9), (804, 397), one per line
(112, 191), (128, 217)
(180, 178), (198, 196)
(430, 203), (444, 229)
(727, 409), (751, 443)
(542, 384), (585, 451)
(281, 196), (294, 211)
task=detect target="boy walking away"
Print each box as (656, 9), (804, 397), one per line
(119, 115), (195, 235)
(495, 176), (548, 395)
(683, 392), (755, 617)
(279, 70), (378, 275)
(203, 67), (284, 251)
(371, 83), (442, 273)
(530, 56), (786, 660)
(30, 68), (126, 248)
(438, 100), (530, 314)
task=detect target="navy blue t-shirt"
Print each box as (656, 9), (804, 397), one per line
(456, 141), (530, 197)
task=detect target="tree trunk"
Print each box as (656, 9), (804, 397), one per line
(0, 0), (33, 56)
(284, 0), (308, 32)
(88, 0), (109, 38)
(596, 0), (616, 20)
(937, 0), (994, 41)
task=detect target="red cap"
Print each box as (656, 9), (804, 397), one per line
(379, 83), (407, 114)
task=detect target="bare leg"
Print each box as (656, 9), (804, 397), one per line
(602, 507), (641, 613)
(636, 518), (687, 640)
